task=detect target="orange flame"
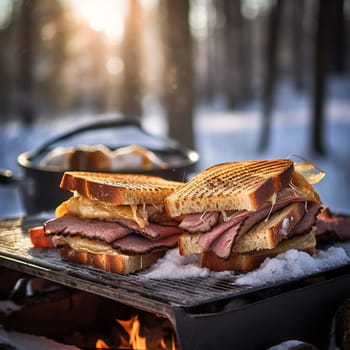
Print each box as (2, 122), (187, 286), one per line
(160, 334), (176, 350)
(95, 338), (109, 349)
(117, 314), (146, 349)
(95, 313), (177, 349)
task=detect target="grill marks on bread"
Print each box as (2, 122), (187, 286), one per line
(45, 171), (184, 274)
(166, 159), (320, 272)
(60, 171), (183, 205)
(165, 159), (294, 217)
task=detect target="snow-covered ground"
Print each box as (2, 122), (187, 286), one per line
(0, 77), (349, 217)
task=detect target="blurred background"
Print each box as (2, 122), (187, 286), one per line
(0, 0), (349, 217)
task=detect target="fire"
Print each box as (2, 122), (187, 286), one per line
(118, 314), (146, 349)
(161, 334), (177, 350)
(95, 314), (177, 349)
(95, 339), (109, 349)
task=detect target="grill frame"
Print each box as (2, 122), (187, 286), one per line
(2, 216), (350, 349)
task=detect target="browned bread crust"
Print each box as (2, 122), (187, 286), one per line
(60, 171), (183, 205)
(200, 228), (316, 272)
(165, 159), (294, 217)
(59, 246), (165, 274)
(231, 202), (306, 253)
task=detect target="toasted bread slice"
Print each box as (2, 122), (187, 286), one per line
(178, 232), (202, 256)
(59, 246), (164, 274)
(53, 235), (165, 274)
(60, 171), (183, 205)
(232, 202), (306, 253)
(165, 159), (294, 217)
(200, 228), (316, 272)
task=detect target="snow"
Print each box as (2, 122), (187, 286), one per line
(143, 249), (211, 279)
(267, 340), (312, 350)
(0, 300), (23, 315)
(234, 246), (349, 287)
(0, 329), (79, 350)
(144, 249), (233, 280)
(142, 245), (349, 286)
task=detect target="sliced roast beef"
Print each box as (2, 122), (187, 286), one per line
(44, 215), (131, 243)
(208, 202), (306, 259)
(316, 207), (350, 240)
(117, 219), (183, 240)
(112, 233), (179, 254)
(45, 214), (183, 244)
(179, 187), (313, 240)
(179, 212), (220, 233)
(182, 195), (319, 260)
(199, 210), (250, 250)
(209, 223), (241, 259)
(197, 200), (293, 254)
(236, 198), (300, 239)
(291, 202), (321, 236)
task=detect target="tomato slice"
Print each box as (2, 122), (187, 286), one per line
(28, 226), (55, 249)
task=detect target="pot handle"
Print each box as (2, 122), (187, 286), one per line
(31, 118), (192, 158)
(0, 168), (21, 185)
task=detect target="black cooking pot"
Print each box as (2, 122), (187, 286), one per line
(0, 118), (199, 214)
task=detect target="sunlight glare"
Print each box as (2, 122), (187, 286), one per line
(67, 0), (127, 42)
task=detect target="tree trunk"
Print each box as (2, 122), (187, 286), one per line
(223, 0), (250, 108)
(161, 0), (194, 149)
(311, 0), (339, 154)
(259, 0), (283, 151)
(18, 0), (35, 124)
(120, 0), (143, 119)
(291, 0), (305, 91)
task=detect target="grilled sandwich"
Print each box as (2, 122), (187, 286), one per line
(44, 171), (184, 274)
(165, 159), (322, 272)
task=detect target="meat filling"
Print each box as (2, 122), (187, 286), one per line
(44, 214), (182, 255)
(178, 189), (321, 259)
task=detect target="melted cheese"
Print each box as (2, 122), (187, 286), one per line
(53, 235), (119, 255)
(55, 201), (69, 217)
(55, 195), (149, 228)
(294, 160), (326, 184)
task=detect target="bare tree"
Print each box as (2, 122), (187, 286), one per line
(311, 0), (340, 154)
(161, 0), (195, 149)
(18, 0), (35, 124)
(120, 0), (143, 119)
(259, 0), (283, 151)
(0, 3), (14, 121)
(223, 0), (252, 108)
(291, 0), (305, 91)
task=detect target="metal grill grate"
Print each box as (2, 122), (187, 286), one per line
(1, 216), (350, 313)
(0, 217), (251, 309)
